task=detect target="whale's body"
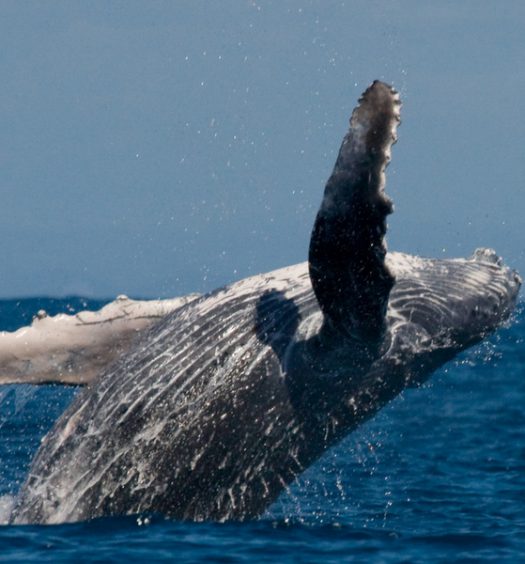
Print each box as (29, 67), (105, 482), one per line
(9, 82), (521, 524)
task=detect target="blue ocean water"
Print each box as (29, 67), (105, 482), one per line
(0, 298), (523, 563)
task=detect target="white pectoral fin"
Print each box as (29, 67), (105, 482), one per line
(0, 294), (199, 386)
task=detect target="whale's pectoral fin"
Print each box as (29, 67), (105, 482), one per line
(309, 81), (400, 343)
(0, 295), (199, 386)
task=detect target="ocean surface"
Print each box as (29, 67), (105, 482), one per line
(0, 297), (523, 563)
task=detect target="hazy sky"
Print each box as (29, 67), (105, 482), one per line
(1, 1), (523, 298)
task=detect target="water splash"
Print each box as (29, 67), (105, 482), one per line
(0, 495), (15, 525)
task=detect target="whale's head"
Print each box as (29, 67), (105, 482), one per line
(384, 248), (521, 379)
(461, 248), (522, 336)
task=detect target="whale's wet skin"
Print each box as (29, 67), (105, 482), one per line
(8, 82), (521, 524)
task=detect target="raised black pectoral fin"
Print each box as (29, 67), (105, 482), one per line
(309, 81), (401, 343)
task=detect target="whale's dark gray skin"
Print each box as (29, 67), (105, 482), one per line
(10, 81), (521, 524)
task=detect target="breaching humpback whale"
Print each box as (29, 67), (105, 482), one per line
(8, 81), (521, 524)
